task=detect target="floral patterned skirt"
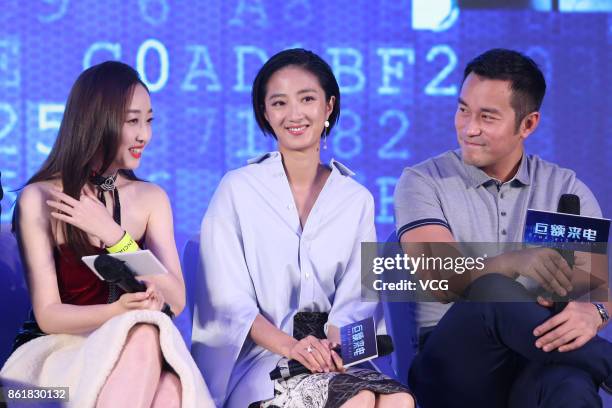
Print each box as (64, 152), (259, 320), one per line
(256, 367), (411, 408)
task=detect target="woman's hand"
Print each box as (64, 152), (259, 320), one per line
(139, 278), (166, 311)
(288, 335), (336, 373)
(46, 188), (124, 246)
(116, 279), (166, 313)
(324, 324), (346, 373)
(328, 341), (346, 373)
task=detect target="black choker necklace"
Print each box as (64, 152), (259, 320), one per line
(90, 172), (121, 225)
(90, 172), (117, 192)
(90, 171), (123, 303)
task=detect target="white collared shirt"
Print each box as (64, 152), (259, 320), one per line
(191, 152), (380, 407)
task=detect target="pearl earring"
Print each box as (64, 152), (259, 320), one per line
(323, 120), (330, 150)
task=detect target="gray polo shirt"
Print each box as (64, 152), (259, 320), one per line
(394, 149), (602, 329)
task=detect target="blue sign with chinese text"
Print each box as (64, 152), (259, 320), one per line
(524, 209), (610, 253)
(340, 316), (378, 367)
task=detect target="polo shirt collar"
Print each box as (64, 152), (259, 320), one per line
(463, 151), (531, 188)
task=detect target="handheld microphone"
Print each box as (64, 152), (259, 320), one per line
(553, 194), (580, 313)
(93, 254), (175, 318)
(269, 335), (394, 381)
(557, 193), (580, 268)
(93, 254), (147, 293)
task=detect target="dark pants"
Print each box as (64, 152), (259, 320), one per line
(509, 363), (601, 408)
(408, 274), (610, 408)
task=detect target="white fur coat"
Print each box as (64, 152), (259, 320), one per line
(0, 310), (214, 408)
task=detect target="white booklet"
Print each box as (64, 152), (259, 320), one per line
(82, 250), (168, 281)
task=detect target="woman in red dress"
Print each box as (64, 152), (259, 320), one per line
(0, 61), (212, 407)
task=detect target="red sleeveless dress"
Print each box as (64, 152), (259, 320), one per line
(54, 245), (119, 305)
(14, 244), (134, 350)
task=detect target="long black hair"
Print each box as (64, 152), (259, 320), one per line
(17, 61), (148, 256)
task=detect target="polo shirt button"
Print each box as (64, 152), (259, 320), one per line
(501, 211), (507, 216)
(500, 193), (505, 199)
(501, 229), (507, 235)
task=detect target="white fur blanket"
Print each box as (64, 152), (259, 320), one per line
(0, 310), (214, 408)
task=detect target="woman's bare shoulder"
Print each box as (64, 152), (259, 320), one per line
(126, 180), (167, 196)
(124, 180), (170, 207)
(16, 181), (62, 229)
(18, 180), (60, 206)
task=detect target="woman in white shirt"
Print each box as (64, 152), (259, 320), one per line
(192, 48), (414, 408)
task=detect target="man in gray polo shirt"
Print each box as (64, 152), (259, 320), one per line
(394, 49), (611, 407)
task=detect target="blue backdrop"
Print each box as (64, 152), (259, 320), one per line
(0, 0), (610, 246)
